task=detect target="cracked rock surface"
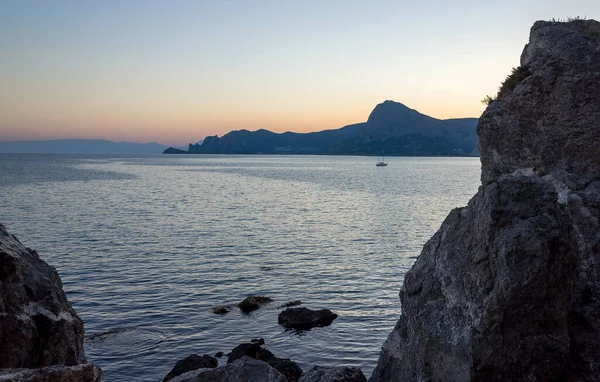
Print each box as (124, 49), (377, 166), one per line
(371, 19), (600, 381)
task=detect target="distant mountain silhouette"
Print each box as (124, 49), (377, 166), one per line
(164, 101), (479, 156)
(0, 139), (167, 154)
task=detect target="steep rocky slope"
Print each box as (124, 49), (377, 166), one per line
(0, 223), (101, 380)
(371, 19), (600, 381)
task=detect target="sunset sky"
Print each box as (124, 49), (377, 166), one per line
(1, 1), (599, 146)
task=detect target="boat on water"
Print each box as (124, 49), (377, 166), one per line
(376, 154), (388, 167)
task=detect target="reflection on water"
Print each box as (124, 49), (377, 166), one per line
(0, 154), (480, 381)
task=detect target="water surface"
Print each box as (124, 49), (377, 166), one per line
(0, 154), (480, 381)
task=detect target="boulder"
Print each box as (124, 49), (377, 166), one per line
(228, 343), (303, 381)
(0, 364), (102, 382)
(0, 223), (86, 368)
(168, 356), (286, 382)
(278, 307), (337, 330)
(299, 366), (366, 382)
(163, 354), (218, 381)
(371, 19), (600, 381)
(238, 296), (273, 313)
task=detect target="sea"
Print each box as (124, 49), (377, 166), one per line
(0, 154), (481, 381)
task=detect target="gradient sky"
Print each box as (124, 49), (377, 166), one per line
(1, 1), (599, 145)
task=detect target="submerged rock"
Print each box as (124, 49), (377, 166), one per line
(163, 354), (217, 381)
(278, 307), (337, 330)
(228, 343), (303, 381)
(278, 300), (302, 308)
(299, 366), (366, 382)
(0, 223), (86, 368)
(0, 364), (103, 382)
(238, 296), (273, 313)
(371, 19), (600, 381)
(212, 305), (232, 314)
(168, 356), (286, 382)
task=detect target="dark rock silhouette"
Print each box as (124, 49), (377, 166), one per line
(0, 224), (86, 368)
(299, 366), (366, 382)
(0, 364), (102, 382)
(163, 147), (187, 154)
(370, 19), (600, 381)
(227, 343), (303, 381)
(0, 223), (101, 380)
(163, 354), (217, 381)
(278, 300), (302, 308)
(167, 356), (286, 382)
(211, 305), (232, 314)
(238, 296), (273, 313)
(278, 307), (338, 330)
(163, 101), (478, 156)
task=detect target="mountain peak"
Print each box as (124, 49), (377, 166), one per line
(367, 100), (422, 126)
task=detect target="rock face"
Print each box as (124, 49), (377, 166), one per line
(168, 356), (286, 382)
(0, 364), (103, 382)
(278, 307), (338, 330)
(299, 366), (366, 382)
(163, 354), (218, 381)
(371, 19), (600, 381)
(479, 19), (600, 189)
(0, 223), (86, 368)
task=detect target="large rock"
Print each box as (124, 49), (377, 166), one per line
(278, 307), (338, 330)
(371, 19), (600, 381)
(163, 354), (218, 381)
(0, 223), (86, 368)
(227, 343), (303, 381)
(299, 366), (366, 382)
(168, 356), (287, 382)
(0, 364), (102, 382)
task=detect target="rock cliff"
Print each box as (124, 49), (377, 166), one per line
(371, 19), (600, 381)
(0, 223), (101, 380)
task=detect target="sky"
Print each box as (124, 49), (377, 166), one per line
(1, 1), (599, 146)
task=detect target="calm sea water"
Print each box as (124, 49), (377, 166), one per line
(0, 154), (480, 381)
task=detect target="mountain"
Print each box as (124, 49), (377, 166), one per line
(164, 101), (479, 156)
(0, 139), (168, 154)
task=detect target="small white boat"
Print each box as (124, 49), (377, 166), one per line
(376, 154), (388, 167)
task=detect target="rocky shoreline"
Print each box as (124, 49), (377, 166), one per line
(2, 18), (599, 382)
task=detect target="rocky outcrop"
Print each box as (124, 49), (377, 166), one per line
(371, 19), (600, 381)
(0, 223), (86, 368)
(238, 296), (273, 313)
(0, 364), (102, 382)
(163, 354), (218, 381)
(299, 366), (366, 382)
(227, 343), (303, 381)
(0, 224), (101, 381)
(168, 356), (286, 382)
(278, 307), (338, 330)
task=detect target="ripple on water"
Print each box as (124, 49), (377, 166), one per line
(0, 154), (480, 381)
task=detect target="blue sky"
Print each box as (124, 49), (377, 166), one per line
(1, 1), (598, 144)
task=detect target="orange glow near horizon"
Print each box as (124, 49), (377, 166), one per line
(0, 97), (484, 146)
(3, 2), (593, 146)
